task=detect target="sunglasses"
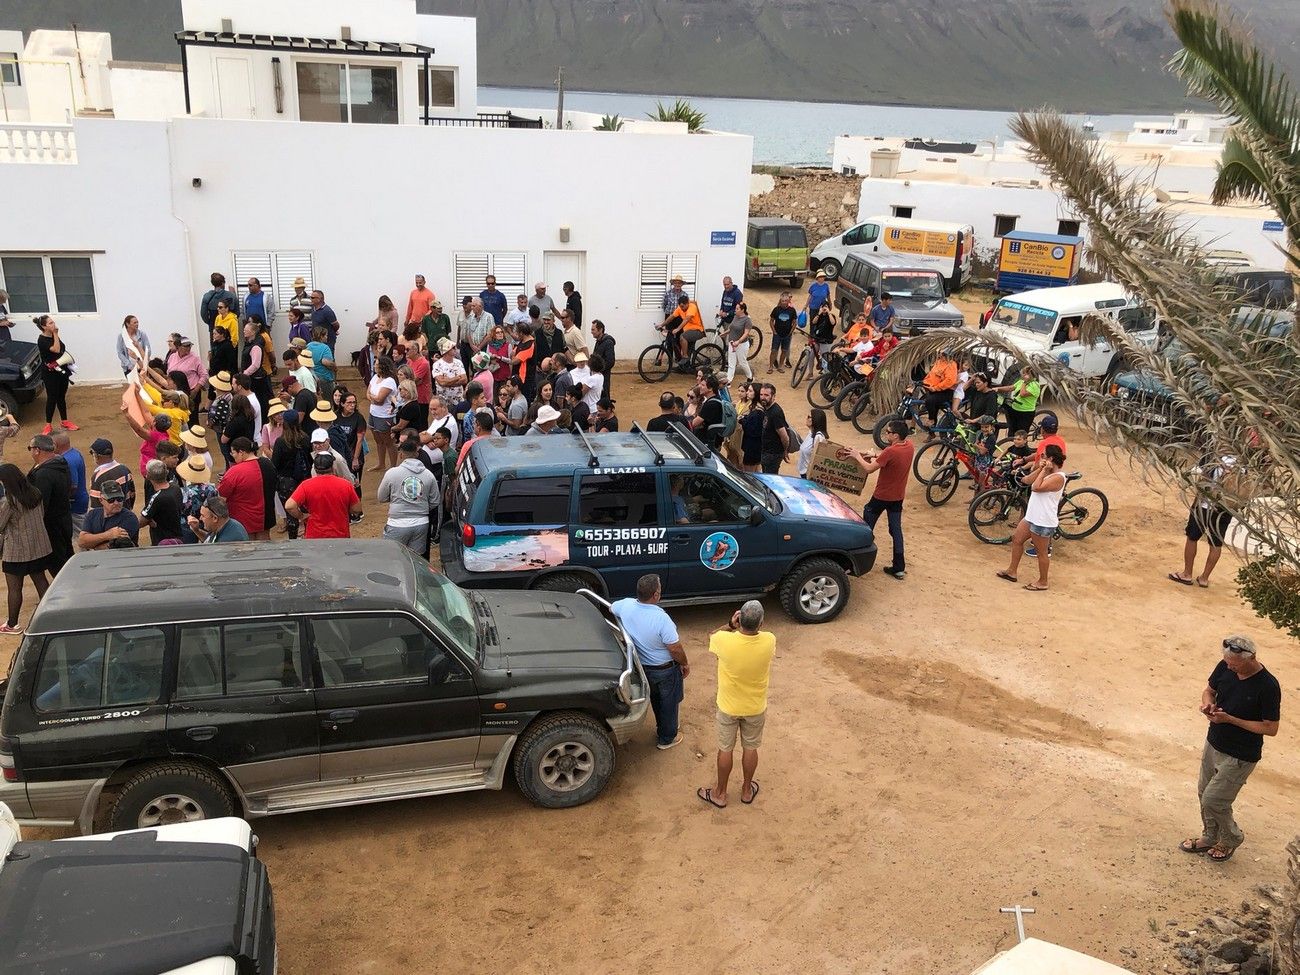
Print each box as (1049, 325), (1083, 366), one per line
(1222, 639), (1254, 655)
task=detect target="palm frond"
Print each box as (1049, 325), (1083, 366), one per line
(1210, 135), (1274, 207)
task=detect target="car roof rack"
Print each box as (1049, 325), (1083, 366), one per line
(663, 423), (710, 465)
(574, 426), (601, 468)
(628, 422), (665, 466)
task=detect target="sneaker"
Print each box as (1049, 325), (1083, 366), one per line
(0, 624), (24, 635)
(60, 420), (80, 431)
(349, 512), (364, 524)
(882, 566), (906, 580)
(41, 423), (52, 435)
(1026, 544), (1036, 557)
(656, 733), (684, 751)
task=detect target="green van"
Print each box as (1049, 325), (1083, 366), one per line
(746, 218), (809, 287)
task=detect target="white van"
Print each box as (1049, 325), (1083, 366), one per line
(811, 215), (975, 288)
(980, 282), (1161, 382)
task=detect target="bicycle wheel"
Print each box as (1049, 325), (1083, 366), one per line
(807, 371), (844, 409)
(791, 347), (813, 388)
(873, 411), (910, 449)
(850, 391), (877, 435)
(832, 381), (867, 422)
(1029, 409), (1057, 442)
(911, 439), (955, 485)
(746, 327), (764, 360)
(1056, 487), (1109, 539)
(968, 489), (1027, 545)
(637, 343), (672, 383)
(925, 464), (960, 507)
(692, 341), (725, 372)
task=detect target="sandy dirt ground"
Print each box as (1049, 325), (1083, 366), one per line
(3, 283), (1297, 975)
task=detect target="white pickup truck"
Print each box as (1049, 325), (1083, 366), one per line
(980, 282), (1161, 384)
(0, 803), (276, 974)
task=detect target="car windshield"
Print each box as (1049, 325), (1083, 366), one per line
(717, 460), (781, 513)
(992, 299), (1057, 335)
(882, 272), (944, 300)
(410, 557), (479, 662)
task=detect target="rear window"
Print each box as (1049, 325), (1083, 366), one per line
(487, 476), (572, 525)
(34, 628), (167, 712)
(757, 229), (778, 249)
(777, 227), (807, 248)
(579, 473), (658, 526)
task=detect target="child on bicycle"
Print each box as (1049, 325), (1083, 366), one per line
(998, 428), (1035, 466)
(973, 414), (998, 473)
(808, 304), (837, 377)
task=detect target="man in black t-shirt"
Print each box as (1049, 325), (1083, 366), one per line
(768, 292), (798, 374)
(1180, 635), (1282, 863)
(756, 383), (789, 474)
(691, 376), (727, 450)
(646, 391), (692, 436)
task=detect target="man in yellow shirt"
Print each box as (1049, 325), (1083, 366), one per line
(698, 600), (775, 809)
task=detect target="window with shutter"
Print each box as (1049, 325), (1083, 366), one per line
(453, 252), (526, 304)
(638, 252), (698, 309)
(230, 251), (314, 317)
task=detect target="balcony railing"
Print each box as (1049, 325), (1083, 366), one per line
(422, 112), (543, 129)
(0, 123), (78, 164)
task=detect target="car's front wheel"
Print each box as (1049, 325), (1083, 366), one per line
(779, 557), (850, 623)
(514, 713), (616, 809)
(819, 258), (842, 280)
(108, 761), (237, 831)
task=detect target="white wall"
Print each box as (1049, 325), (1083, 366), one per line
(168, 117), (753, 358)
(109, 65), (187, 121)
(2, 114), (752, 381)
(181, 0), (419, 40)
(0, 119), (192, 382)
(416, 15), (476, 117)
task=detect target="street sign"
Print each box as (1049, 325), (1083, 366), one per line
(1263, 220), (1285, 233)
(710, 231), (737, 246)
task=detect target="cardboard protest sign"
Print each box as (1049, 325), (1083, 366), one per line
(807, 439), (867, 495)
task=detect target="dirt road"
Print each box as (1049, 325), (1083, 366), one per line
(3, 285), (1296, 974)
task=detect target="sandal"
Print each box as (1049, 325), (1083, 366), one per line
(741, 781), (760, 805)
(0, 623), (23, 635)
(696, 786), (726, 809)
(996, 571), (1017, 583)
(1179, 838), (1213, 854)
(1207, 845), (1235, 862)
(1023, 583), (1049, 591)
(1168, 573), (1194, 586)
(1196, 578), (1210, 588)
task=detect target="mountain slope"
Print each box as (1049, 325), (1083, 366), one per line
(3, 0), (1298, 112)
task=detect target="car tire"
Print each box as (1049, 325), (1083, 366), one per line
(514, 712), (616, 809)
(0, 390), (19, 419)
(779, 557), (850, 624)
(820, 259), (842, 280)
(532, 571), (598, 595)
(108, 761), (237, 831)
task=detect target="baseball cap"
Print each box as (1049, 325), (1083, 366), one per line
(100, 481), (125, 501)
(179, 336), (194, 347)
(310, 428), (330, 444)
(312, 452), (334, 473)
(89, 437), (113, 456)
(1039, 414), (1059, 432)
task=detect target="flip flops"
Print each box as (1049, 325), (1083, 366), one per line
(697, 787), (726, 809)
(1168, 573), (1194, 586)
(742, 781), (760, 805)
(996, 571), (1017, 583)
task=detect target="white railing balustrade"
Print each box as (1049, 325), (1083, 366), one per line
(0, 124), (78, 164)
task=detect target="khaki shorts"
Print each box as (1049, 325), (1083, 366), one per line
(716, 708), (766, 750)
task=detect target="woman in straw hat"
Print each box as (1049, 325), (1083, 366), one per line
(179, 425), (213, 471)
(259, 399), (287, 457)
(176, 454), (217, 544)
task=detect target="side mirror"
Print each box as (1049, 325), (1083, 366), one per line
(748, 508), (763, 527)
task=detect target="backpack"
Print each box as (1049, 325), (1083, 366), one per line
(784, 423), (801, 458)
(716, 396), (738, 439)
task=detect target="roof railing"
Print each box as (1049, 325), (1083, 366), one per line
(627, 422), (665, 466)
(574, 427), (601, 468)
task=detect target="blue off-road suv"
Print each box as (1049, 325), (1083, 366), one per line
(439, 426), (877, 623)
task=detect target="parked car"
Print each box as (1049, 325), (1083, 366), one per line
(745, 217), (809, 286)
(834, 253), (965, 330)
(0, 337), (47, 415)
(0, 803), (275, 975)
(440, 426), (877, 623)
(1215, 266), (1295, 310)
(0, 540), (649, 833)
(1109, 308), (1294, 428)
(812, 215), (975, 289)
(977, 282), (1155, 384)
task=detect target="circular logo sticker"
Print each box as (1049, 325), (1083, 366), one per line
(700, 532), (739, 571)
(1051, 246), (1066, 260)
(399, 475), (425, 503)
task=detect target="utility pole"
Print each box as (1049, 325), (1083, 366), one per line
(71, 22), (90, 110)
(555, 66), (564, 130)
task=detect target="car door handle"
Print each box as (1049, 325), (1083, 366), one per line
(186, 726), (217, 742)
(325, 709), (359, 726)
(672, 533), (691, 543)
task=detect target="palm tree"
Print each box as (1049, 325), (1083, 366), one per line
(874, 6), (1299, 960)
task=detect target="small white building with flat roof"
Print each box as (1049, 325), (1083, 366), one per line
(0, 0), (752, 382)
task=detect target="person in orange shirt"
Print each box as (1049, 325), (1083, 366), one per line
(920, 351), (958, 433)
(660, 293), (704, 367)
(405, 274), (436, 326)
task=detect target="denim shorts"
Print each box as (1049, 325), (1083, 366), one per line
(771, 331), (792, 352)
(1028, 521), (1055, 538)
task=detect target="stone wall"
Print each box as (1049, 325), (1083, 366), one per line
(748, 171), (862, 244)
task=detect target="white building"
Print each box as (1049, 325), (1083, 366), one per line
(0, 0), (752, 382)
(828, 117), (1286, 269)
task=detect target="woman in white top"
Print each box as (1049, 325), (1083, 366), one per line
(798, 407), (828, 478)
(997, 442), (1067, 591)
(366, 354), (399, 472)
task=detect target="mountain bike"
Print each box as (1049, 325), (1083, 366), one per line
(637, 325), (724, 383)
(912, 420), (985, 485)
(805, 353), (861, 409)
(862, 386), (963, 448)
(967, 472), (1109, 544)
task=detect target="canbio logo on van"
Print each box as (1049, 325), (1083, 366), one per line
(887, 227), (958, 260)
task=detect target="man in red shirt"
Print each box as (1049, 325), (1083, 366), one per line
(285, 453), (363, 539)
(216, 438), (270, 540)
(406, 340), (432, 428)
(840, 419), (914, 580)
(1030, 414), (1067, 463)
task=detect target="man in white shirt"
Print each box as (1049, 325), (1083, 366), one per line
(421, 394), (460, 451)
(430, 338), (468, 407)
(504, 293), (532, 333)
(528, 282), (556, 320)
(568, 352), (603, 413)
